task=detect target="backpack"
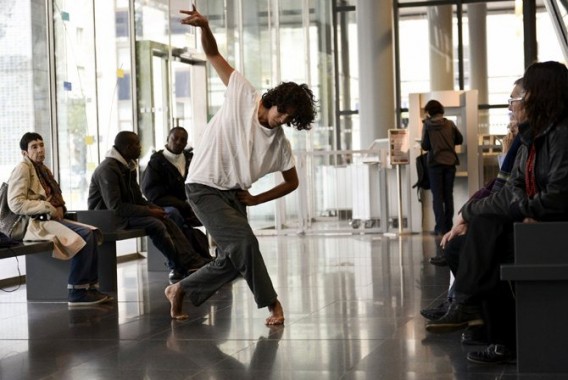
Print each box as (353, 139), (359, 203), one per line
(412, 152), (430, 201)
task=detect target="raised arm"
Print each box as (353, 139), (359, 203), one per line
(180, 5), (234, 86)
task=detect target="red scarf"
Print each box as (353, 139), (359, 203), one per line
(525, 144), (537, 198)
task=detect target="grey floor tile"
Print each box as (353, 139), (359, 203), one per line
(0, 233), (545, 379)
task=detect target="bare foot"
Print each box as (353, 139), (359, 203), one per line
(164, 283), (189, 320)
(265, 299), (285, 325)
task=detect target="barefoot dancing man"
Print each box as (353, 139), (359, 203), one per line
(165, 6), (317, 325)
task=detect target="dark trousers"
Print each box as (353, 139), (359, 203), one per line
(163, 206), (210, 259)
(441, 233), (467, 300)
(428, 165), (456, 234)
(181, 184), (278, 309)
(443, 233), (466, 276)
(127, 216), (205, 272)
(454, 215), (516, 348)
(482, 280), (516, 348)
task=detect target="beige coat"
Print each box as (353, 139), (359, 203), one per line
(7, 157), (94, 260)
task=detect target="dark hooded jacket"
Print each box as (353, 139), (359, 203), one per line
(141, 148), (199, 225)
(421, 117), (463, 166)
(88, 147), (153, 222)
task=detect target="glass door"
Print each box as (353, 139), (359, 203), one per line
(136, 41), (207, 165)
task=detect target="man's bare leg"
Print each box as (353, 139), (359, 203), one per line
(265, 299), (285, 325)
(164, 283), (189, 320)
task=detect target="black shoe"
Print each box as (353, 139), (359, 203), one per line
(168, 270), (186, 284)
(461, 325), (488, 345)
(68, 288), (110, 307)
(467, 344), (516, 364)
(428, 256), (448, 266)
(88, 284), (113, 302)
(425, 303), (483, 333)
(88, 288), (113, 303)
(420, 300), (451, 321)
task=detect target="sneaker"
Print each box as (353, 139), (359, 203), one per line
(68, 288), (110, 307)
(461, 325), (488, 346)
(88, 287), (113, 302)
(425, 302), (483, 333)
(467, 344), (516, 364)
(420, 300), (451, 320)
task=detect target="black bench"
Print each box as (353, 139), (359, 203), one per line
(0, 241), (54, 299)
(501, 222), (568, 373)
(0, 241), (54, 259)
(25, 210), (147, 301)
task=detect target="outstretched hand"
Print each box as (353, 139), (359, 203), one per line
(180, 5), (208, 28)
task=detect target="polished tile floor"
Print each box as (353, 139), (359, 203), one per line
(0, 232), (558, 379)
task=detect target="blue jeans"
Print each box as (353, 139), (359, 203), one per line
(428, 165), (456, 234)
(59, 219), (98, 287)
(181, 183), (277, 309)
(163, 206), (185, 227)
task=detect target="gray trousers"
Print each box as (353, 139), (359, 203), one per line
(182, 183), (277, 308)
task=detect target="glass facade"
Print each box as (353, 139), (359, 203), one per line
(54, 0), (98, 208)
(0, 0), (565, 232)
(0, 1), (50, 179)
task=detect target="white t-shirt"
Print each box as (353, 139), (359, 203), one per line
(187, 71), (295, 190)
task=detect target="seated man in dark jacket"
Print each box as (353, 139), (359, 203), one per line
(88, 131), (210, 283)
(141, 127), (210, 260)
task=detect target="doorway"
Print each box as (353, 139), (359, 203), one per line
(135, 40), (207, 164)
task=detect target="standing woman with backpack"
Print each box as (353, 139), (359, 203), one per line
(421, 100), (464, 236)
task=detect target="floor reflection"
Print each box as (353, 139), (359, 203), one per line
(0, 233), (533, 378)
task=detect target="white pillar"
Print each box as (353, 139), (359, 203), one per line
(356, 0), (395, 146)
(468, 3), (489, 133)
(428, 5), (454, 90)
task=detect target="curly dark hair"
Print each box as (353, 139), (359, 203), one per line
(261, 82), (317, 131)
(523, 61), (568, 136)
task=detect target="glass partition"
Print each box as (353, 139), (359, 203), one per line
(192, 0), (325, 231)
(0, 1), (50, 183)
(53, 0), (98, 209)
(4, 1), (568, 236)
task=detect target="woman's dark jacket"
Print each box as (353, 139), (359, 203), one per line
(462, 115), (568, 222)
(421, 117), (463, 166)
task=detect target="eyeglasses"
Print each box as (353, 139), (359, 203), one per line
(507, 97), (524, 106)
